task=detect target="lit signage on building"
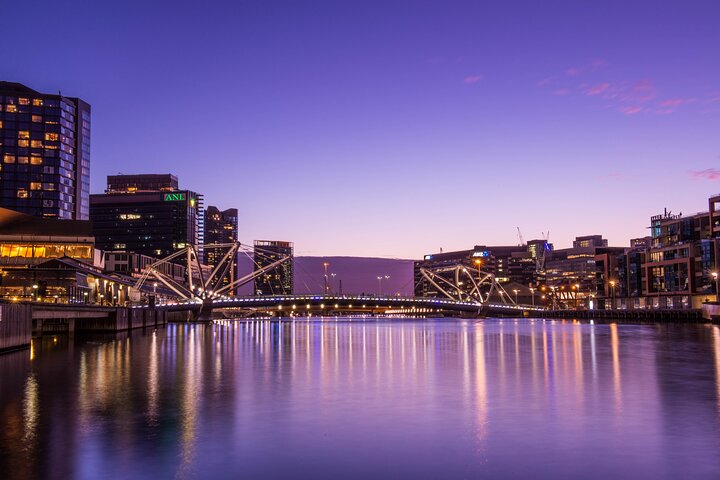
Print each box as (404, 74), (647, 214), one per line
(424, 255), (433, 260)
(163, 193), (186, 201)
(472, 251), (489, 257)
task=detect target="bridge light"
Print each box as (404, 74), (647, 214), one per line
(320, 303), (325, 308)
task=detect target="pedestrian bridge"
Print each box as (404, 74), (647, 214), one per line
(143, 294), (544, 318)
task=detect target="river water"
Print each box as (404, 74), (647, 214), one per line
(1, 318), (720, 479)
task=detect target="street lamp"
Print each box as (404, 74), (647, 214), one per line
(609, 280), (616, 310)
(513, 289), (519, 304)
(712, 272), (719, 303)
(323, 262), (330, 294)
(574, 283), (580, 309)
(377, 275), (389, 296)
(473, 259), (483, 298)
(330, 273), (337, 294)
(529, 287), (535, 306)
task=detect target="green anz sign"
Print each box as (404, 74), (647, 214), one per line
(163, 193), (186, 202)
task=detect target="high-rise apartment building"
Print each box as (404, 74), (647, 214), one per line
(253, 240), (293, 295)
(0, 81), (90, 220)
(204, 206), (238, 293)
(90, 174), (203, 259)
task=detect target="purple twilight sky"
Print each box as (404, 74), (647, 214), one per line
(3, 0), (720, 258)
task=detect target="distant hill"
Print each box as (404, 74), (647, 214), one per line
(236, 256), (415, 296)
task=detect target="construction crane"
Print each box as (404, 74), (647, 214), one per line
(537, 231), (550, 273)
(516, 227), (525, 246)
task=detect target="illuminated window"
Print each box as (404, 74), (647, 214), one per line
(17, 189), (28, 198)
(32, 99), (43, 106)
(30, 182), (42, 190)
(45, 245), (64, 257)
(18, 98), (30, 105)
(18, 140), (29, 147)
(32, 115), (42, 123)
(66, 246), (92, 259)
(31, 140), (44, 148)
(3, 154), (16, 164)
(18, 156), (29, 164)
(44, 133), (59, 141)
(18, 131), (30, 139)
(0, 121), (2, 128)
(30, 156), (43, 165)
(5, 105), (17, 113)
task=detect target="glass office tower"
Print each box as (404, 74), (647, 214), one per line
(0, 81), (90, 220)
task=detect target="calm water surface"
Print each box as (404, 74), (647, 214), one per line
(2, 318), (720, 479)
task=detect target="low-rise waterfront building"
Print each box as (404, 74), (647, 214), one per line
(414, 242), (549, 299)
(0, 207), (97, 268)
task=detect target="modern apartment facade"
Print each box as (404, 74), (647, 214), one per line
(0, 81), (90, 220)
(253, 240), (293, 295)
(204, 206), (239, 293)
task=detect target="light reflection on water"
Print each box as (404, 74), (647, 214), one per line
(1, 318), (720, 479)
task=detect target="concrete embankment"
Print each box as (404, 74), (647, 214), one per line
(0, 303), (32, 352)
(32, 305), (169, 334)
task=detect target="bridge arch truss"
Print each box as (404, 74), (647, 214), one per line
(133, 242), (291, 301)
(419, 265), (516, 306)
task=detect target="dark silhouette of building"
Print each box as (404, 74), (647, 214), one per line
(106, 174), (178, 193)
(204, 206), (238, 293)
(89, 174), (203, 259)
(254, 240), (293, 295)
(0, 81), (91, 220)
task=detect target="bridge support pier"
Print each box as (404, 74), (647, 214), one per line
(192, 300), (215, 323)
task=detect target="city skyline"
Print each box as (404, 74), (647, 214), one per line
(3, 0), (720, 257)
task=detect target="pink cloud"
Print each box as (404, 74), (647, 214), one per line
(564, 59), (608, 77)
(537, 77), (553, 87)
(630, 79), (655, 102)
(706, 92), (720, 104)
(620, 106), (643, 115)
(552, 88), (570, 96)
(463, 75), (483, 84)
(589, 58), (609, 70)
(690, 169), (720, 180)
(566, 67), (580, 76)
(659, 98), (686, 107)
(585, 83), (610, 96)
(652, 109), (674, 115)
